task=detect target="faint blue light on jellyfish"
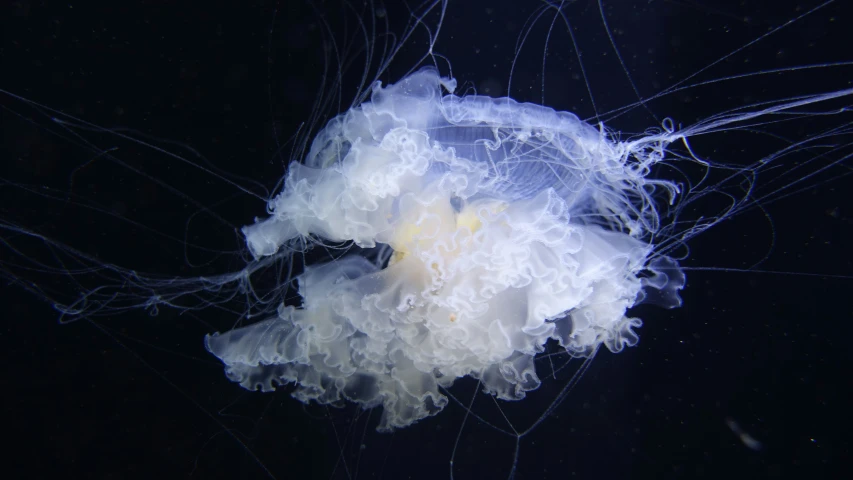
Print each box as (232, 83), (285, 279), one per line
(203, 67), (694, 430)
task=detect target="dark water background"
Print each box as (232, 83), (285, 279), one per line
(2, 1), (850, 479)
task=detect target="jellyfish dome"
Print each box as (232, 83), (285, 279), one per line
(205, 67), (686, 431)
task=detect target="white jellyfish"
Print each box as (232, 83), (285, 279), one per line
(204, 67), (688, 430)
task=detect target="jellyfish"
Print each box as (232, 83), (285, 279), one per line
(204, 67), (687, 431)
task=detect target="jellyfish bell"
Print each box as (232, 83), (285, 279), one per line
(2, 1), (852, 479)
